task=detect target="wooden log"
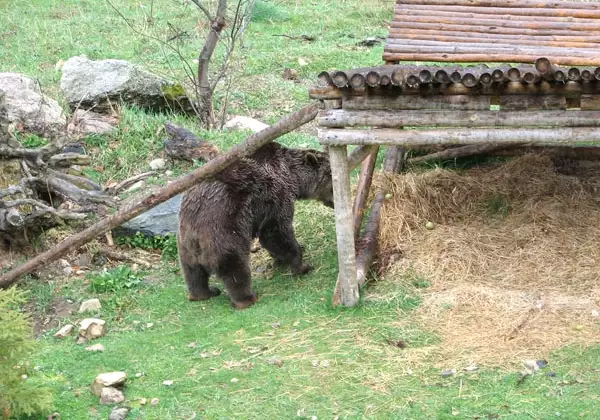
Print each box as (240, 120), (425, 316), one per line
(568, 67), (581, 81)
(329, 145), (359, 307)
(581, 69), (595, 82)
(317, 109), (600, 128)
(332, 71), (348, 88)
(434, 69), (450, 84)
(350, 73), (366, 89)
(347, 145), (378, 172)
(523, 71), (540, 84)
(392, 12), (600, 31)
(581, 95), (600, 110)
(318, 127), (600, 147)
(318, 71), (334, 87)
(48, 153), (90, 168)
(352, 146), (379, 240)
(393, 7), (600, 24)
(396, 2), (600, 19)
(379, 74), (392, 86)
(595, 67), (600, 81)
(343, 95), (491, 111)
(389, 21), (600, 37)
(390, 27), (600, 44)
(383, 51), (600, 66)
(0, 103), (320, 289)
(366, 71), (381, 87)
(500, 95), (566, 111)
(384, 43), (600, 59)
(408, 143), (516, 164)
(386, 38), (600, 53)
(395, 0), (600, 10)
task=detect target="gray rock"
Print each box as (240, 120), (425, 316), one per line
(0, 73), (66, 136)
(69, 109), (117, 136)
(109, 407), (129, 420)
(78, 298), (101, 313)
(113, 194), (182, 237)
(60, 55), (194, 114)
(54, 324), (74, 339)
(85, 343), (105, 352)
(79, 318), (106, 340)
(91, 371), (127, 396)
(100, 387), (124, 405)
(149, 158), (166, 170)
(223, 115), (268, 133)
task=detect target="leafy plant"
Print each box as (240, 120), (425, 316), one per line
(19, 134), (49, 149)
(0, 287), (53, 419)
(116, 232), (179, 262)
(88, 265), (144, 293)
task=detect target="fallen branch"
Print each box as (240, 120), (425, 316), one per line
(2, 198), (87, 220)
(348, 145), (378, 172)
(96, 246), (152, 268)
(408, 143), (517, 164)
(108, 171), (157, 195)
(0, 102), (320, 288)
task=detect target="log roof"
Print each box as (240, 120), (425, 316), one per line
(384, 0), (600, 66)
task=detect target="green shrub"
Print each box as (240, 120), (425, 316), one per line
(0, 287), (52, 419)
(116, 232), (179, 262)
(88, 265), (144, 293)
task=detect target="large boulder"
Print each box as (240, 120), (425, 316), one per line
(60, 55), (194, 114)
(0, 73), (66, 136)
(113, 194), (182, 238)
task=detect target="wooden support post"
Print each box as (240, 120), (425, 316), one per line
(329, 145), (359, 307)
(352, 146), (379, 241)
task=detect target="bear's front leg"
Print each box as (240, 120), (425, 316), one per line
(216, 252), (258, 309)
(259, 220), (312, 276)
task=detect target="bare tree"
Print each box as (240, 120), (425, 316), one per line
(108, 0), (255, 129)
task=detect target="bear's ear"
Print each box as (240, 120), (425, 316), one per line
(305, 152), (319, 167)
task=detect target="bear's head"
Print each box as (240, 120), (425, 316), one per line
(297, 149), (334, 208)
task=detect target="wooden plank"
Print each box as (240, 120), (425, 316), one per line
(581, 95), (600, 110)
(352, 146), (379, 241)
(347, 145), (378, 172)
(393, 7), (600, 23)
(318, 127), (600, 146)
(328, 145), (359, 307)
(343, 95), (491, 111)
(499, 95), (566, 110)
(396, 3), (600, 19)
(317, 109), (600, 128)
(382, 51), (600, 66)
(394, 0), (600, 10)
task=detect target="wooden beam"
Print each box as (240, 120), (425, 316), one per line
(318, 109), (600, 128)
(318, 127), (600, 146)
(352, 146), (379, 240)
(329, 145), (359, 307)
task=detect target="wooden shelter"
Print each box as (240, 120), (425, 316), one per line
(309, 0), (600, 307)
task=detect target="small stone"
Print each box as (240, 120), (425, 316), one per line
(523, 360), (540, 372)
(139, 398), (147, 405)
(464, 364), (479, 372)
(79, 318), (106, 340)
(575, 325), (584, 331)
(63, 266), (74, 276)
(425, 221), (435, 230)
(55, 59), (65, 72)
(165, 170), (173, 176)
(100, 387), (124, 405)
(109, 407), (129, 420)
(21, 374), (28, 380)
(135, 373), (143, 378)
(298, 57), (308, 66)
(441, 369), (457, 377)
(292, 321), (300, 327)
(592, 309), (599, 318)
(78, 253), (91, 268)
(320, 360), (330, 368)
(76, 270), (85, 275)
(266, 357), (283, 367)
(126, 180), (144, 192)
(312, 360), (319, 368)
(54, 324), (74, 339)
(91, 372), (127, 396)
(150, 398), (160, 406)
(311, 417), (318, 420)
(131, 263), (139, 272)
(58, 259), (70, 268)
(536, 359), (549, 369)
(384, 193), (393, 199)
(146, 323), (154, 329)
(76, 336), (88, 345)
(187, 342), (197, 348)
(230, 378), (239, 383)
(271, 322), (281, 329)
(78, 298), (101, 313)
(149, 158), (166, 170)
(162, 380), (174, 386)
(85, 344), (105, 352)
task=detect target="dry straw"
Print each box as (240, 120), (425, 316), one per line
(376, 154), (600, 368)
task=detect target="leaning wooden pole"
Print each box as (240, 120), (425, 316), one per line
(0, 103), (320, 289)
(352, 146), (379, 241)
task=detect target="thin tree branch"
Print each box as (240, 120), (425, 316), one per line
(189, 0), (214, 21)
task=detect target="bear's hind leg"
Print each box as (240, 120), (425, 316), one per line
(216, 252), (257, 309)
(181, 262), (221, 301)
(259, 220), (312, 276)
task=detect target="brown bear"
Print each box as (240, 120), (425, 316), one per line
(177, 142), (334, 309)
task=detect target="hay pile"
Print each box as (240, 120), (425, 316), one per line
(377, 154), (600, 367)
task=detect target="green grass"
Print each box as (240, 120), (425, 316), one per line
(3, 0), (600, 418)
